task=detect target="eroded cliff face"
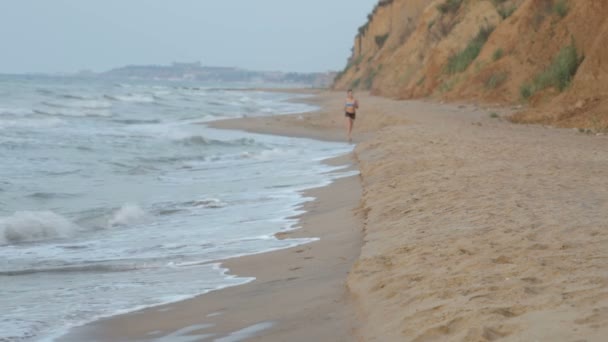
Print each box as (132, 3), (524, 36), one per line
(334, 0), (608, 129)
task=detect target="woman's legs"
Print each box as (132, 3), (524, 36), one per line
(346, 117), (354, 142)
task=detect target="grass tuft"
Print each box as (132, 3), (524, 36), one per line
(498, 5), (517, 19)
(446, 26), (495, 74)
(520, 41), (582, 99)
(554, 0), (569, 18)
(485, 72), (508, 89)
(520, 83), (533, 99)
(437, 0), (463, 14)
(493, 48), (504, 61)
(364, 65), (382, 90)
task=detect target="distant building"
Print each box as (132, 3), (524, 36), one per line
(171, 61), (202, 69)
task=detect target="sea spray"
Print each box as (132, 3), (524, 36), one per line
(108, 204), (146, 227)
(0, 211), (78, 245)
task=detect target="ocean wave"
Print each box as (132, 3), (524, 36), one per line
(112, 119), (162, 125)
(137, 154), (208, 164)
(108, 161), (159, 175)
(0, 204), (148, 245)
(0, 263), (145, 277)
(151, 198), (227, 217)
(0, 107), (33, 116)
(241, 148), (293, 161)
(125, 165), (160, 175)
(33, 108), (112, 118)
(44, 169), (82, 176)
(0, 117), (64, 129)
(0, 211), (79, 245)
(0, 136), (32, 148)
(42, 99), (112, 110)
(108, 204), (146, 227)
(26, 192), (79, 200)
(104, 94), (155, 103)
(75, 145), (94, 151)
(36, 88), (55, 95)
(206, 100), (225, 106)
(157, 208), (187, 216)
(151, 90), (173, 98)
(175, 135), (259, 148)
(185, 198), (227, 209)
(238, 96), (252, 102)
(60, 94), (92, 100)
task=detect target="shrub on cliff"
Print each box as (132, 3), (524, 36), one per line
(375, 34), (389, 49)
(498, 5), (517, 19)
(485, 72), (508, 89)
(520, 41), (582, 99)
(554, 0), (569, 18)
(437, 0), (463, 14)
(446, 26), (494, 74)
(493, 48), (504, 61)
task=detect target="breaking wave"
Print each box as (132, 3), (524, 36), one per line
(108, 204), (146, 227)
(104, 94), (155, 103)
(33, 108), (112, 117)
(42, 99), (112, 110)
(175, 135), (259, 147)
(0, 263), (145, 277)
(0, 211), (79, 245)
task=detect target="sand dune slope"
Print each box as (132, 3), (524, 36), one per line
(347, 97), (608, 341)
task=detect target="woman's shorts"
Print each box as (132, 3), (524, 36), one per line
(345, 112), (356, 120)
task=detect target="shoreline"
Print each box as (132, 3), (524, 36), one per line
(59, 92), (364, 341)
(58, 89), (607, 341)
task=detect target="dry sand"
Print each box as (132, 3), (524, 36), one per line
(62, 91), (607, 341)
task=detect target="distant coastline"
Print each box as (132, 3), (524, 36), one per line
(1, 62), (337, 88)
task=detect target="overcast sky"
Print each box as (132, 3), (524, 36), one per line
(0, 0), (377, 74)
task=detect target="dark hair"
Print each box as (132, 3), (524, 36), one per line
(347, 89), (353, 93)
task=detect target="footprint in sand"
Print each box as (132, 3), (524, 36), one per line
(482, 326), (511, 341)
(492, 255), (513, 264)
(521, 277), (542, 284)
(491, 307), (523, 318)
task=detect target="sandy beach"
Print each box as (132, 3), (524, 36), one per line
(61, 91), (607, 341)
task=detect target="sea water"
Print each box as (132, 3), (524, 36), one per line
(0, 75), (355, 341)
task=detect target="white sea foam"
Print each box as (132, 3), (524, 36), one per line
(108, 204), (147, 227)
(250, 148), (294, 161)
(44, 99), (112, 110)
(0, 211), (79, 245)
(109, 94), (156, 103)
(34, 108), (112, 117)
(189, 198), (227, 209)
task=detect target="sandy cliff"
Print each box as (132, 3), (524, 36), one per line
(334, 0), (608, 130)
